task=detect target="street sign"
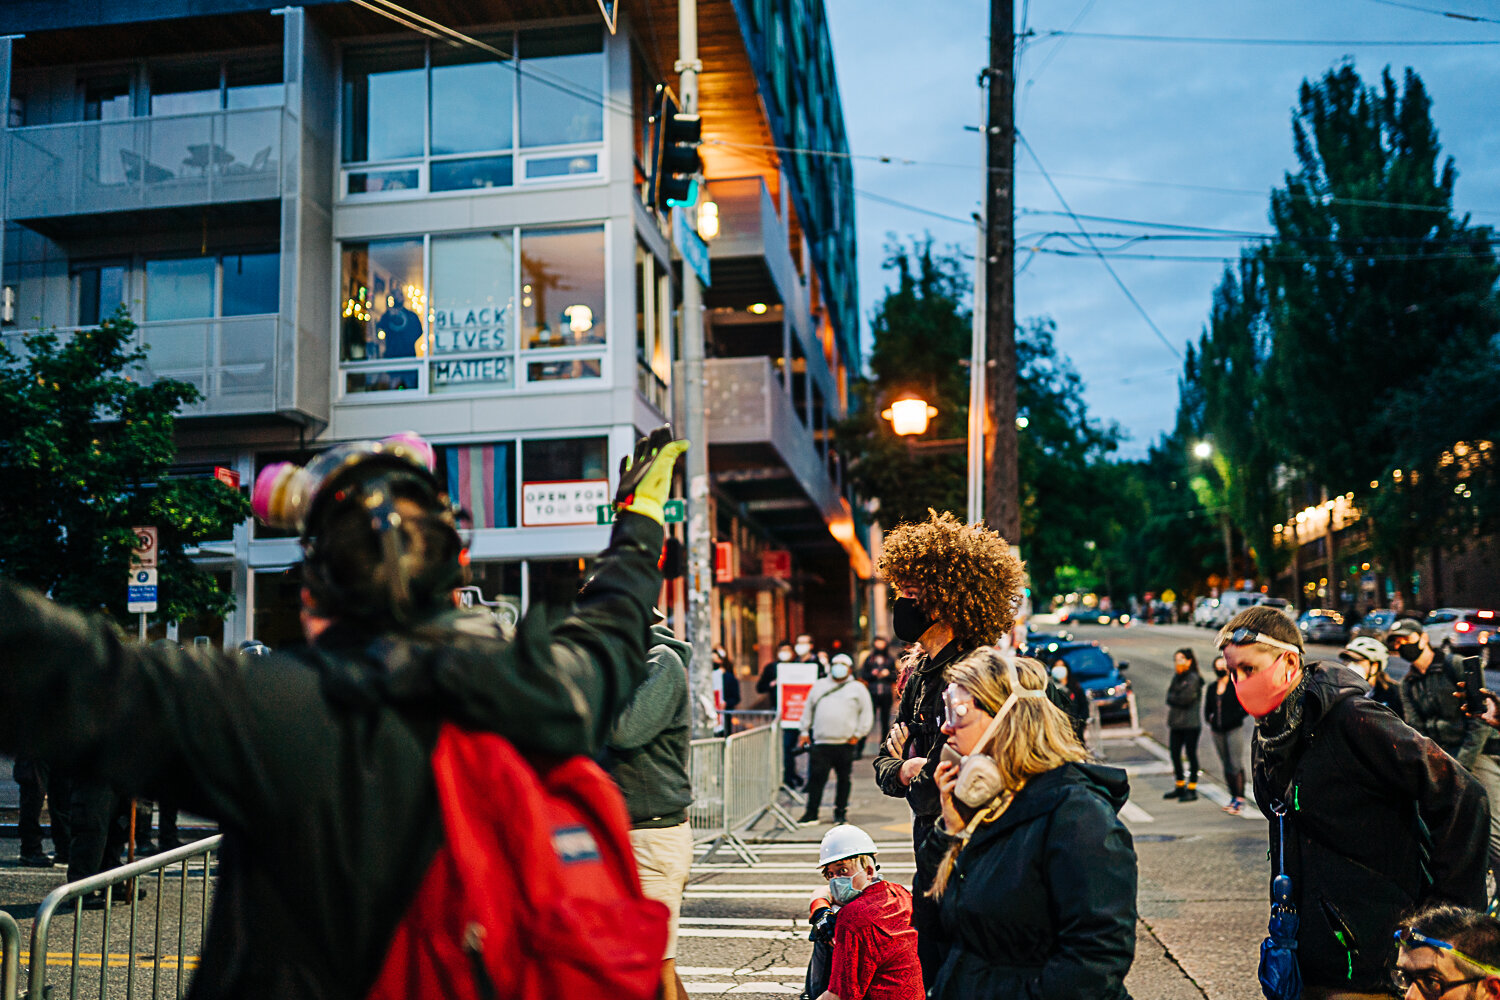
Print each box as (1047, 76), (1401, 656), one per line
(595, 499), (686, 525)
(127, 567), (158, 613)
(131, 525), (158, 569)
(214, 466), (240, 490)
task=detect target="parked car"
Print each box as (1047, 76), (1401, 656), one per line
(1025, 629), (1074, 647)
(1423, 608), (1500, 657)
(1297, 609), (1349, 645)
(1350, 608), (1397, 642)
(1024, 639), (1131, 722)
(1059, 606), (1131, 626)
(1259, 597), (1297, 624)
(1192, 597), (1218, 627)
(1209, 591), (1265, 629)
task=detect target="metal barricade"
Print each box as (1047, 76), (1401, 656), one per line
(27, 835), (222, 1000)
(688, 736), (727, 848)
(0, 910), (20, 1000)
(720, 709), (777, 735)
(696, 724), (799, 865)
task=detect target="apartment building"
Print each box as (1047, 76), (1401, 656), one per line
(0, 0), (870, 667)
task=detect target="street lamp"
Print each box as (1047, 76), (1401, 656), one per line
(1193, 441), (1213, 460)
(882, 396), (938, 436)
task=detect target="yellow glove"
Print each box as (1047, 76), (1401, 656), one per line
(615, 425), (689, 525)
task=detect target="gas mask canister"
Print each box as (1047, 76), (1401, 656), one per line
(940, 658), (1048, 809)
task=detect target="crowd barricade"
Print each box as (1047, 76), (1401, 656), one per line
(719, 709), (777, 735)
(26, 835), (222, 1000)
(690, 723), (799, 865)
(0, 910), (19, 1000)
(1090, 690), (1144, 761)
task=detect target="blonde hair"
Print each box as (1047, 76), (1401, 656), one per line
(927, 650), (1087, 899)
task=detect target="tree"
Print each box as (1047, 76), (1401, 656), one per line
(0, 310), (251, 623)
(1258, 64), (1499, 604)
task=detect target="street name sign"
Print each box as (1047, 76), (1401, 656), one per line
(595, 499), (686, 525)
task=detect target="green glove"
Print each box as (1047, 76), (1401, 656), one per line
(616, 425), (689, 525)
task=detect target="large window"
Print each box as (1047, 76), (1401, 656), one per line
(340, 26), (604, 198)
(143, 252), (280, 321)
(340, 226), (605, 397)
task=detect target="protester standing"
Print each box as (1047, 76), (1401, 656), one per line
(1339, 636), (1403, 720)
(861, 638), (897, 739)
(603, 619), (694, 1000)
(13, 754), (69, 868)
(1202, 654), (1248, 815)
(799, 653), (874, 826)
(1049, 657), (1090, 744)
(1163, 649), (1205, 803)
(922, 650), (1137, 999)
(1219, 606), (1488, 997)
(759, 641), (804, 788)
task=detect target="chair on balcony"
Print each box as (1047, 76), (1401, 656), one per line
(120, 149), (175, 184)
(223, 146), (273, 176)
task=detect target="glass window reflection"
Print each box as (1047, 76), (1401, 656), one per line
(146, 257), (215, 321)
(519, 27), (604, 148)
(431, 39), (514, 155)
(221, 252), (280, 316)
(520, 227), (605, 349)
(342, 44), (425, 163)
(339, 239), (425, 361)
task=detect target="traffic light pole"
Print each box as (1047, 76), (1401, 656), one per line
(678, 0), (715, 739)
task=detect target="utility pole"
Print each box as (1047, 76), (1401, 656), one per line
(678, 0), (715, 738)
(983, 0), (1020, 543)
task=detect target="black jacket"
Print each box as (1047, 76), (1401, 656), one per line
(0, 511), (664, 1000)
(1400, 651), (1490, 767)
(1368, 676), (1404, 721)
(1203, 677), (1248, 733)
(1251, 661), (1489, 992)
(1164, 669), (1204, 731)
(861, 648), (898, 701)
(873, 641), (967, 820)
(917, 763), (1137, 999)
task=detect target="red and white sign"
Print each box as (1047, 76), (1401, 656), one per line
(762, 549), (792, 580)
(214, 466), (240, 490)
(776, 662), (819, 730)
(714, 541), (736, 583)
(130, 525), (158, 569)
(521, 479), (610, 526)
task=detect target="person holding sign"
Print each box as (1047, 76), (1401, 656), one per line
(798, 654), (874, 826)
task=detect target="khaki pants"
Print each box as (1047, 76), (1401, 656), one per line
(629, 821), (694, 960)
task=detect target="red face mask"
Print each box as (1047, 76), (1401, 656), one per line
(1234, 654), (1299, 718)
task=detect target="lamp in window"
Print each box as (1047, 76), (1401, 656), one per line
(881, 396), (937, 437)
(697, 200), (720, 242)
(564, 304), (594, 335)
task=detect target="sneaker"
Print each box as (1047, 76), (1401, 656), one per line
(18, 852), (53, 868)
(1178, 788), (1198, 803)
(832, 815), (847, 825)
(1162, 787), (1183, 800)
(796, 814), (820, 826)
(1223, 798), (1245, 815)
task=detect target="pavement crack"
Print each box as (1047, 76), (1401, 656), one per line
(1138, 916), (1210, 999)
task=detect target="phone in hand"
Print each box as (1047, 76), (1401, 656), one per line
(1464, 656), (1486, 717)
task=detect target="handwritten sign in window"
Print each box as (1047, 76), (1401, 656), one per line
(521, 479), (609, 526)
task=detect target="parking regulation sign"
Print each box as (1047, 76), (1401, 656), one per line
(127, 568), (158, 613)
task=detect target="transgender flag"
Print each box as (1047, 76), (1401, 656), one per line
(440, 443), (514, 529)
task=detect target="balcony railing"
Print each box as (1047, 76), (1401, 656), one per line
(2, 315), (282, 417)
(5, 107), (290, 220)
(704, 175), (797, 305)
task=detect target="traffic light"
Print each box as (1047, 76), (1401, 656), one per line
(649, 85), (702, 212)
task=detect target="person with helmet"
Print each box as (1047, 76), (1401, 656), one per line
(804, 824), (922, 1000)
(1340, 635), (1403, 719)
(237, 639), (271, 657)
(798, 653), (874, 826)
(871, 510), (1028, 985)
(0, 426), (686, 998)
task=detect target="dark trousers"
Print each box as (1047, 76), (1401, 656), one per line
(15, 756), (71, 858)
(911, 813), (949, 989)
(1170, 727), (1201, 784)
(872, 693), (893, 740)
(136, 799), (182, 849)
(802, 743), (855, 820)
(67, 782), (130, 885)
(782, 727), (803, 788)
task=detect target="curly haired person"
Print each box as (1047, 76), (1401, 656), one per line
(871, 510), (1029, 986)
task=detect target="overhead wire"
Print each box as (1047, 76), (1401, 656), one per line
(1016, 130), (1183, 360)
(1033, 28), (1500, 46)
(1359, 0), (1500, 23)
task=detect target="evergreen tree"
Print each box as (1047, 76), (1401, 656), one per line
(0, 310), (252, 624)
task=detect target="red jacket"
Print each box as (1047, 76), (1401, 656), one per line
(828, 880), (924, 1000)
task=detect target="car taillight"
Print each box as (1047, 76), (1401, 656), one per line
(1457, 622), (1473, 633)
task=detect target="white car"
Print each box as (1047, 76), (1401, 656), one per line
(1192, 597), (1217, 627)
(1209, 591), (1265, 629)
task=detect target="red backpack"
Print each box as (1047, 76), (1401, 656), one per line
(367, 723), (670, 1000)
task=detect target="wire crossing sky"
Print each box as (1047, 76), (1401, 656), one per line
(825, 0), (1500, 458)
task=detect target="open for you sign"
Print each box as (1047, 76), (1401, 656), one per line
(522, 480), (609, 526)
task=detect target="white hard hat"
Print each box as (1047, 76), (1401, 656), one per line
(816, 824), (878, 869)
(1341, 635), (1388, 667)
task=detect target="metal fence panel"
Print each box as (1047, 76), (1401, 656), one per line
(688, 737), (726, 847)
(27, 836), (221, 1000)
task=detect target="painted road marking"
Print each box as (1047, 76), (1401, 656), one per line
(1120, 801), (1155, 824)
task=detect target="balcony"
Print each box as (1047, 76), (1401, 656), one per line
(3, 315), (283, 418)
(704, 176), (797, 310)
(692, 355), (871, 575)
(5, 107), (289, 223)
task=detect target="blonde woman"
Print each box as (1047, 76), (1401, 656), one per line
(921, 650), (1137, 999)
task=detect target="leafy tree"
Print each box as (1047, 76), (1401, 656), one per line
(0, 310), (251, 623)
(1258, 63), (1499, 603)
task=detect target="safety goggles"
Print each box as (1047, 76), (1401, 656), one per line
(1393, 926), (1500, 997)
(941, 684), (995, 730)
(1220, 627), (1302, 655)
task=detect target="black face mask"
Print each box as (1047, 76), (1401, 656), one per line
(892, 596), (936, 643)
(1396, 641), (1423, 663)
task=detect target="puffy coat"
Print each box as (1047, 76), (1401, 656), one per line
(0, 511), (664, 1000)
(1165, 669), (1204, 731)
(1252, 661), (1489, 992)
(917, 763), (1137, 1000)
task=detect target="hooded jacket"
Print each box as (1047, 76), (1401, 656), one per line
(1251, 661), (1488, 992)
(916, 762), (1137, 1000)
(603, 623), (692, 828)
(0, 511), (664, 1000)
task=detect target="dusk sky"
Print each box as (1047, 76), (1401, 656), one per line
(823, 0), (1500, 458)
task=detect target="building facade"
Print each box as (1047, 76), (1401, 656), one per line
(0, 0), (869, 668)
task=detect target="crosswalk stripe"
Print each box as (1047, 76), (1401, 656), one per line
(1120, 801), (1155, 823)
(681, 984), (802, 995)
(678, 927), (805, 939)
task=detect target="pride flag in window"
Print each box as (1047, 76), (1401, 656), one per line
(439, 442), (515, 529)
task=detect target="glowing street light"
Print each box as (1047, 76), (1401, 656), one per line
(882, 396), (938, 436)
(697, 199), (720, 241)
(1193, 441), (1213, 459)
